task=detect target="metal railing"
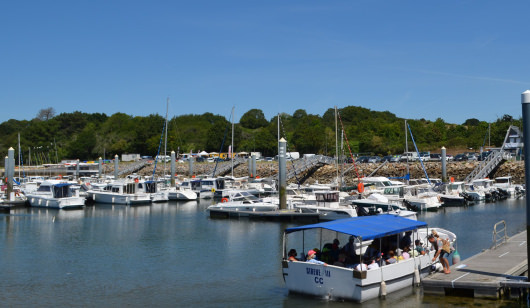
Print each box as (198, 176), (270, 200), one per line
(464, 149), (506, 183)
(492, 220), (508, 249)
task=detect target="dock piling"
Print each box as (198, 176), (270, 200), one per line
(114, 155), (119, 179)
(7, 148), (14, 196)
(521, 89), (530, 279)
(171, 151), (176, 187)
(441, 146), (447, 182)
(279, 138), (287, 209)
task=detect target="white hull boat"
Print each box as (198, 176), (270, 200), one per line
(26, 180), (85, 209)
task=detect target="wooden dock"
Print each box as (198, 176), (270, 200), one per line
(422, 230), (528, 299)
(208, 209), (320, 223)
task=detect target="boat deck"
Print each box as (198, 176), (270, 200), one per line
(208, 209), (319, 222)
(422, 230), (528, 299)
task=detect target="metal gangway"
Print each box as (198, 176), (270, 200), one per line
(285, 155), (334, 182)
(208, 157), (246, 177)
(118, 160), (149, 176)
(464, 125), (521, 183)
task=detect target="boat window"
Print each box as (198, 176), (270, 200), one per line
(124, 183), (136, 194)
(111, 187), (120, 193)
(53, 185), (72, 198)
(37, 185), (51, 192)
(145, 182), (156, 193)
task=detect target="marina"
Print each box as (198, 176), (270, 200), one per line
(0, 197), (527, 307)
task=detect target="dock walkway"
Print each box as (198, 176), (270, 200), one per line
(422, 230), (528, 298)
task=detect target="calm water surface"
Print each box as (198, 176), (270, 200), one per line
(0, 198), (527, 307)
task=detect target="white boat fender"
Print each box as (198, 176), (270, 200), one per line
(380, 280), (387, 297)
(413, 267), (420, 286)
(452, 249), (461, 264)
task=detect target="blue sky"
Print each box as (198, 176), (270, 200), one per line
(2, 1), (529, 124)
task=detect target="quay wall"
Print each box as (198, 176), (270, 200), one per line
(133, 160), (525, 185)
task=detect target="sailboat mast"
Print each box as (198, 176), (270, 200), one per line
(18, 132), (21, 178)
(335, 107), (339, 185)
(231, 106), (234, 178)
(164, 97), (169, 178)
(405, 119), (409, 184)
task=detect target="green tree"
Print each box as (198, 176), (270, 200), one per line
(239, 109), (268, 129)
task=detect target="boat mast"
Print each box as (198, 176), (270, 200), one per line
(164, 97), (169, 178)
(231, 106), (234, 178)
(18, 132), (21, 179)
(335, 107), (339, 186)
(405, 119), (409, 184)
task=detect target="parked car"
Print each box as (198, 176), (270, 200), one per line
(368, 156), (382, 163)
(419, 153), (430, 162)
(454, 154), (468, 161)
(478, 151), (491, 161)
(467, 153), (478, 161)
(429, 153), (441, 161)
(446, 154), (454, 161)
(356, 156), (370, 163)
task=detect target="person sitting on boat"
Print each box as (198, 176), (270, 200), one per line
(354, 260), (367, 271)
(428, 234), (451, 274)
(343, 236), (360, 264)
(415, 239), (425, 256)
(367, 257), (379, 270)
(306, 249), (327, 266)
(385, 250), (397, 265)
(331, 239), (341, 263)
(401, 246), (411, 259)
(333, 253), (347, 267)
(287, 249), (299, 261)
(364, 240), (381, 263)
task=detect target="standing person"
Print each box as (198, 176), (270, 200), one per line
(428, 234), (450, 274)
(343, 236), (360, 264)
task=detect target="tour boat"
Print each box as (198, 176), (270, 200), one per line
(281, 215), (444, 303)
(26, 180), (85, 209)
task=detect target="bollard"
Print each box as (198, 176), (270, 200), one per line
(171, 151), (176, 187)
(441, 147), (447, 183)
(98, 157), (102, 179)
(114, 155), (119, 180)
(279, 138), (287, 210)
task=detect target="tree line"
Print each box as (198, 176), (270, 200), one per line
(0, 106), (520, 163)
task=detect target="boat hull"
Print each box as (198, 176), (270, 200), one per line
(282, 251), (434, 302)
(88, 191), (151, 205)
(27, 195), (85, 209)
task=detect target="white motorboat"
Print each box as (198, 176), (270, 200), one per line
(403, 185), (442, 211)
(207, 191), (277, 216)
(167, 186), (198, 201)
(26, 180), (85, 209)
(139, 180), (169, 202)
(294, 191), (357, 221)
(494, 176), (525, 198)
(87, 180), (151, 205)
(282, 215), (449, 303)
(438, 182), (470, 206)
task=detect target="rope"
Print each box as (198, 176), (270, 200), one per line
(212, 112), (233, 177)
(407, 123), (430, 184)
(337, 111), (361, 183)
(152, 118), (167, 180)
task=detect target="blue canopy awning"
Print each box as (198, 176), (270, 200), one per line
(285, 215), (427, 241)
(53, 183), (71, 188)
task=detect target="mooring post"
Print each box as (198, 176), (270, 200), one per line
(7, 147), (14, 197)
(441, 146), (447, 182)
(279, 138), (287, 210)
(76, 159), (80, 180)
(171, 151), (176, 187)
(4, 156), (8, 188)
(252, 155), (257, 178)
(248, 155), (253, 178)
(521, 89), (530, 279)
(188, 154), (194, 177)
(114, 155), (119, 180)
(98, 157), (102, 179)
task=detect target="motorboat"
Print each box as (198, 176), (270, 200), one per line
(294, 191), (357, 221)
(87, 180), (151, 205)
(139, 180), (169, 202)
(167, 186), (198, 201)
(207, 191), (277, 216)
(493, 176), (524, 199)
(281, 215), (451, 302)
(437, 182), (470, 206)
(26, 180), (85, 209)
(402, 185), (442, 211)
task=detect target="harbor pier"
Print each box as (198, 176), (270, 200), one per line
(422, 229), (528, 299)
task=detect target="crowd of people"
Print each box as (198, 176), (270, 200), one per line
(287, 230), (451, 274)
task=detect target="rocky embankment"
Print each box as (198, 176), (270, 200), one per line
(121, 160), (525, 185)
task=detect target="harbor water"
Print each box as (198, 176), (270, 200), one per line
(0, 198), (527, 307)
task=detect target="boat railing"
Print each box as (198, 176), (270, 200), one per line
(492, 220), (508, 249)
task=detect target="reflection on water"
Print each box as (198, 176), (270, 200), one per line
(0, 198), (527, 307)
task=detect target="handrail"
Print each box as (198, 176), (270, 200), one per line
(492, 220), (508, 249)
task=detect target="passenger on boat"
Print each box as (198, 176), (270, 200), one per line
(333, 253), (346, 267)
(331, 239), (341, 262)
(428, 234), (451, 274)
(306, 249), (327, 266)
(415, 240), (425, 256)
(401, 246), (411, 259)
(385, 250), (397, 265)
(364, 240), (380, 262)
(287, 249), (298, 261)
(354, 261), (367, 271)
(367, 257), (379, 270)
(343, 236), (360, 264)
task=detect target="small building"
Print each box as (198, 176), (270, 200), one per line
(122, 153), (141, 162)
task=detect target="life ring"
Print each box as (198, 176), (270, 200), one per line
(221, 198), (229, 203)
(134, 178), (139, 183)
(211, 188), (216, 193)
(357, 183), (365, 193)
